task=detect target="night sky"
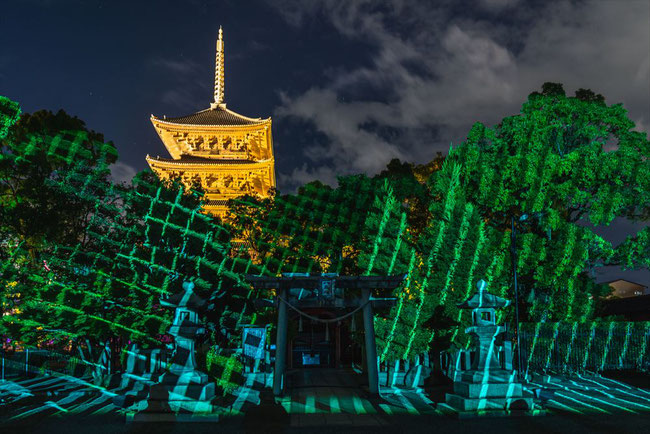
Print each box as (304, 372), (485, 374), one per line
(1, 0), (649, 286)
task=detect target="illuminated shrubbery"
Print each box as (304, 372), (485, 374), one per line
(0, 97), (262, 357)
(1, 81), (648, 365)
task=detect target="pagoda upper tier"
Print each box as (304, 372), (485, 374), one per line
(146, 27), (276, 217)
(149, 106), (273, 161)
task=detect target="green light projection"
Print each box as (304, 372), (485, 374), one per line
(520, 321), (650, 373)
(0, 96), (20, 139)
(1, 124), (265, 361)
(2, 82), (649, 374)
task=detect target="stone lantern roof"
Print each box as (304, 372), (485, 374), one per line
(160, 281), (207, 312)
(457, 280), (510, 310)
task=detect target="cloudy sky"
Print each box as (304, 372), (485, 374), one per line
(2, 0), (649, 285)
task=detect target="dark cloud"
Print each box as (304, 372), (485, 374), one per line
(269, 0), (650, 188)
(477, 0), (520, 11)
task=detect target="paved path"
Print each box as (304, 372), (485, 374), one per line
(281, 368), (438, 427)
(0, 374), (121, 421)
(3, 370), (650, 432)
(524, 373), (650, 415)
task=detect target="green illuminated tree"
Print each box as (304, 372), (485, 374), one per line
(357, 178), (421, 361)
(5, 78), (647, 368)
(444, 82), (650, 322)
(0, 97), (253, 359)
(0, 108), (118, 253)
(228, 175), (378, 275)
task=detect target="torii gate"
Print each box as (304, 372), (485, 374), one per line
(245, 273), (405, 396)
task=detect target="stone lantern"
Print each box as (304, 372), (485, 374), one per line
(132, 280), (217, 421)
(442, 279), (534, 416)
(463, 279), (509, 372)
(160, 281), (212, 388)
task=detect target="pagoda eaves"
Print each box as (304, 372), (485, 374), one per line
(150, 111), (273, 161)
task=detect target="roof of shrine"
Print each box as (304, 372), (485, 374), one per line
(245, 274), (407, 290)
(151, 106), (269, 127)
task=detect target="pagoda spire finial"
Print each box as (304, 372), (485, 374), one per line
(211, 26), (225, 109)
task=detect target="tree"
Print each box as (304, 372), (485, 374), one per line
(0, 106), (118, 254)
(444, 82), (650, 321)
(0, 96), (20, 139)
(0, 97), (258, 362)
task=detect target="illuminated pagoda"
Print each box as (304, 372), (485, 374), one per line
(146, 27), (276, 217)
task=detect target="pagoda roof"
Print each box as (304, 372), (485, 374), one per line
(147, 155), (262, 166)
(151, 29), (270, 129)
(152, 106), (269, 128)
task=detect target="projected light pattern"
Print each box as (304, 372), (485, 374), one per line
(440, 202), (473, 306)
(1, 128), (647, 370)
(205, 349), (242, 395)
(363, 182), (397, 276)
(599, 322), (615, 372)
(520, 321), (650, 373)
(582, 323), (596, 370)
(565, 322), (579, 369)
(618, 322), (632, 369)
(159, 91), (649, 361)
(451, 218), (487, 344)
(230, 157), (507, 360)
(0, 125), (268, 403)
(173, 142), (647, 363)
(387, 212), (408, 275)
(525, 323), (542, 375)
(544, 322), (560, 371)
(379, 250), (415, 362)
(524, 374), (650, 415)
(2, 88), (650, 423)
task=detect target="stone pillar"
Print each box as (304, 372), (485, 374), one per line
(169, 333), (200, 379)
(468, 325), (503, 372)
(274, 286), (289, 396)
(362, 288), (379, 395)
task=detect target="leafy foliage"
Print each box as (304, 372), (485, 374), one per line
(0, 96), (20, 139)
(0, 98), (262, 354)
(2, 81), (648, 365)
(520, 321), (650, 372)
(442, 83), (650, 322)
(224, 83), (648, 360)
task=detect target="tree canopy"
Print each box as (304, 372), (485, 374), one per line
(1, 82), (648, 364)
(226, 83), (649, 359)
(0, 97), (259, 353)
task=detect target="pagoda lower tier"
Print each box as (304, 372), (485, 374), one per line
(146, 155), (275, 217)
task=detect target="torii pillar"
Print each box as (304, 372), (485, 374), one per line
(273, 287), (289, 396)
(362, 288), (379, 395)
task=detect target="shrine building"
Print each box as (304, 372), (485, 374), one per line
(146, 27), (276, 217)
